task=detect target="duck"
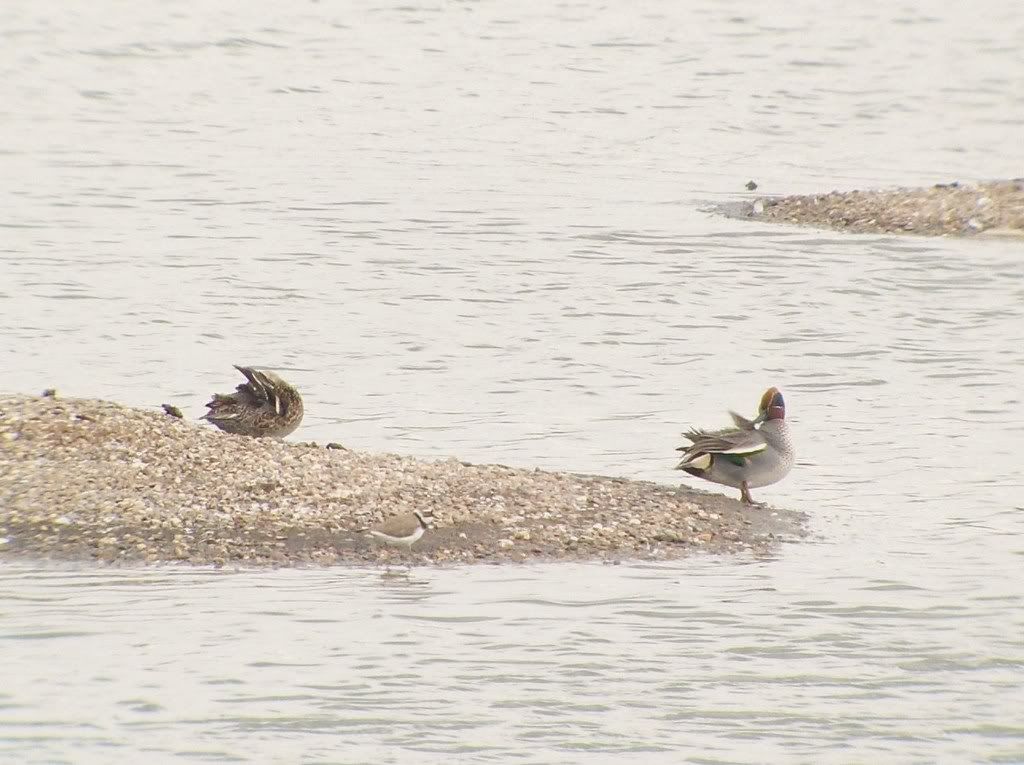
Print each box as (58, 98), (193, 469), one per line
(674, 387), (794, 504)
(202, 365), (304, 438)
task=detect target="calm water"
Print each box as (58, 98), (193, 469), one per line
(2, 1), (1024, 762)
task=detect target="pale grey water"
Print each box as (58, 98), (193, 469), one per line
(2, 1), (1023, 762)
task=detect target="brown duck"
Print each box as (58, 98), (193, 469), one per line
(202, 365), (304, 438)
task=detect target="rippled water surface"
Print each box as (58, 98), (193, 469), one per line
(2, 0), (1024, 762)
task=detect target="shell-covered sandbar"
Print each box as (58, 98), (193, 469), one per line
(0, 394), (805, 567)
(740, 179), (1024, 237)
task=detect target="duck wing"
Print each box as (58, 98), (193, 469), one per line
(728, 410), (759, 430)
(234, 366), (294, 416)
(676, 425), (767, 465)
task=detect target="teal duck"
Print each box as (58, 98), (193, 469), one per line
(202, 365), (304, 438)
(675, 387), (794, 504)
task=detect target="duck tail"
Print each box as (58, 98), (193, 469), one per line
(201, 393), (239, 422)
(675, 450), (712, 471)
(675, 431), (712, 471)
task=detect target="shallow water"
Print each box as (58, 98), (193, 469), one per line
(2, 0), (1024, 762)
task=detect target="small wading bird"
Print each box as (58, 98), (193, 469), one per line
(674, 387), (794, 504)
(367, 510), (433, 550)
(202, 365), (304, 438)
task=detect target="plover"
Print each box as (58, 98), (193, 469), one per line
(367, 509), (433, 549)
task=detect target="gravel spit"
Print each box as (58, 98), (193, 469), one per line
(0, 394), (806, 568)
(739, 179), (1024, 237)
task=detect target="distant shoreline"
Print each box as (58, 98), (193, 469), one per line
(0, 393), (805, 568)
(733, 179), (1024, 237)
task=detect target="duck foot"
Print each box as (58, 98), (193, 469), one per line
(739, 483), (765, 506)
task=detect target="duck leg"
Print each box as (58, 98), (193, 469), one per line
(740, 483), (768, 507)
